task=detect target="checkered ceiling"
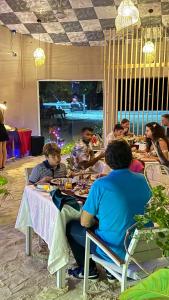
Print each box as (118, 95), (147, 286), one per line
(0, 0), (169, 46)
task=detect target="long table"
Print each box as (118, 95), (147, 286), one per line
(15, 185), (81, 288)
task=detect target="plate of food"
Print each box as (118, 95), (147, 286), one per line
(74, 188), (89, 198)
(35, 184), (55, 193)
(50, 178), (67, 185)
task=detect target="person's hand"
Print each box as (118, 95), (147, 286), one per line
(98, 151), (105, 159)
(96, 173), (106, 178)
(39, 176), (53, 183)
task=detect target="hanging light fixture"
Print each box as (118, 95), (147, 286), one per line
(115, 0), (140, 32)
(33, 19), (45, 67)
(142, 9), (155, 63)
(143, 41), (155, 54)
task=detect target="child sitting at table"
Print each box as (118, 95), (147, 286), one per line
(29, 142), (67, 184)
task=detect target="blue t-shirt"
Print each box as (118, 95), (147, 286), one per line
(83, 169), (151, 261)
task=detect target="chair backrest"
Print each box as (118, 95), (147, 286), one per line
(144, 163), (169, 189)
(126, 228), (169, 263)
(25, 168), (33, 184)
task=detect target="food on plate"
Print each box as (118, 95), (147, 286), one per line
(37, 184), (52, 192)
(79, 188), (89, 195)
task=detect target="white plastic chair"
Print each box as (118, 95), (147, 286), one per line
(144, 164), (169, 194)
(83, 228), (169, 296)
(25, 167), (33, 184)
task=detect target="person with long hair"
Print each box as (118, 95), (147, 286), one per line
(0, 109), (9, 170)
(145, 122), (169, 167)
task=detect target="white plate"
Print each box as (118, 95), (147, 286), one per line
(74, 190), (88, 198)
(51, 178), (67, 184)
(35, 186), (55, 193)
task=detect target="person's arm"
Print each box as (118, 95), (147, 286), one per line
(81, 211), (96, 228)
(79, 152), (104, 169)
(158, 139), (169, 159)
(28, 165), (52, 185)
(80, 181), (100, 228)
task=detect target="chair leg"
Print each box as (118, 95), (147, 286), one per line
(83, 235), (90, 297)
(26, 226), (32, 256)
(121, 264), (128, 292)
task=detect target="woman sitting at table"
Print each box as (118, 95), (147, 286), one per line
(29, 143), (67, 184)
(106, 124), (124, 145)
(145, 122), (169, 167)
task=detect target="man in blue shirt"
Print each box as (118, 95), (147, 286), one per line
(66, 140), (151, 279)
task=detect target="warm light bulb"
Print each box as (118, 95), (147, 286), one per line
(143, 41), (155, 54)
(0, 103), (7, 110)
(115, 0), (140, 32)
(33, 47), (45, 66)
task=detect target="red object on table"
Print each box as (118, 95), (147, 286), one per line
(18, 129), (32, 156)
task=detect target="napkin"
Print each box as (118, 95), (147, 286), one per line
(50, 189), (80, 212)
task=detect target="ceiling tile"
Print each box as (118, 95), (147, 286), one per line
(32, 32), (53, 43)
(0, 0), (12, 13)
(100, 18), (115, 29)
(5, 0), (29, 12)
(138, 3), (161, 17)
(61, 21), (82, 32)
(80, 19), (101, 31)
(67, 31), (88, 42)
(69, 0), (93, 9)
(162, 15), (169, 26)
(141, 16), (162, 26)
(7, 23), (29, 34)
(75, 7), (97, 20)
(42, 22), (64, 33)
(137, 0), (160, 3)
(50, 32), (69, 42)
(0, 12), (21, 24)
(95, 6), (117, 19)
(25, 22), (47, 34)
(48, 0), (72, 10)
(56, 9), (78, 22)
(15, 11), (37, 23)
(85, 30), (104, 41)
(161, 2), (169, 15)
(92, 0), (114, 6)
(35, 10), (57, 22)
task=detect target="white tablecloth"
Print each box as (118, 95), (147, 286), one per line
(15, 186), (81, 274)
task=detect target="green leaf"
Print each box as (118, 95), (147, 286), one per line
(0, 176), (8, 186)
(119, 269), (169, 300)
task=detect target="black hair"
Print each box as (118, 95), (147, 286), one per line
(162, 114), (169, 121)
(146, 122), (167, 142)
(105, 140), (132, 170)
(81, 127), (93, 133)
(114, 124), (124, 131)
(146, 122), (169, 151)
(121, 118), (130, 124)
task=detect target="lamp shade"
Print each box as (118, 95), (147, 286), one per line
(143, 41), (155, 54)
(33, 47), (45, 66)
(115, 0), (140, 32)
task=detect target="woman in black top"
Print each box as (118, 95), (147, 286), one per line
(0, 109), (9, 169)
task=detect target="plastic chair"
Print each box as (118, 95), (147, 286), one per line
(83, 227), (169, 295)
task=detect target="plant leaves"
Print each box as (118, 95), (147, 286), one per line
(119, 269), (169, 300)
(0, 176), (8, 186)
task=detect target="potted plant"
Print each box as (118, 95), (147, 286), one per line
(0, 175), (10, 207)
(120, 185), (169, 299)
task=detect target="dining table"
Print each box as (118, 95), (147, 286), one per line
(15, 185), (82, 288)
